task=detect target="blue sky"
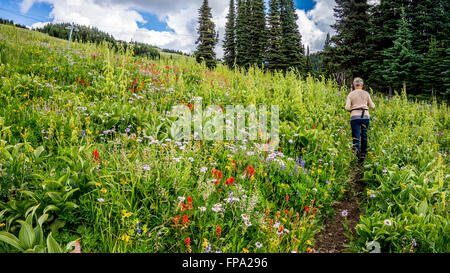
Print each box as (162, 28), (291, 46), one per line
(0, 0), (316, 32)
(0, 0), (52, 26)
(0, 0), (331, 56)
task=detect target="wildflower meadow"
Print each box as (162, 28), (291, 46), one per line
(0, 24), (448, 254)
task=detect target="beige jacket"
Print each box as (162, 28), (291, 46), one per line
(345, 89), (375, 118)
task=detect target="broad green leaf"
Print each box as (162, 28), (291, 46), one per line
(0, 231), (24, 251)
(34, 225), (44, 246)
(37, 213), (49, 227)
(24, 244), (46, 253)
(46, 232), (63, 253)
(17, 220), (35, 250)
(46, 192), (62, 202)
(43, 205), (59, 214)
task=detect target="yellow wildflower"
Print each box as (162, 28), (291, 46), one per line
(306, 240), (312, 245)
(95, 182), (101, 187)
(100, 188), (107, 194)
(243, 248), (249, 253)
(0, 223), (5, 228)
(122, 210), (132, 218)
(121, 234), (130, 242)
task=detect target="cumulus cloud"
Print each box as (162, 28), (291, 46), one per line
(296, 0), (380, 53)
(296, 0), (337, 53)
(21, 0), (349, 57)
(21, 0), (229, 56)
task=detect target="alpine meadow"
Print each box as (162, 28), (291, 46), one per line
(0, 0), (448, 256)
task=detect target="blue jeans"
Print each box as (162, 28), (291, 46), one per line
(350, 119), (370, 159)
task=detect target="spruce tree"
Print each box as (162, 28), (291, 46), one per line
(223, 0), (237, 67)
(248, 0), (267, 67)
(235, 0), (252, 67)
(321, 32), (336, 78)
(266, 0), (283, 70)
(417, 37), (445, 96)
(407, 0), (450, 94)
(363, 0), (405, 90)
(382, 8), (420, 94)
(330, 0), (370, 86)
(279, 0), (305, 72)
(195, 0), (218, 69)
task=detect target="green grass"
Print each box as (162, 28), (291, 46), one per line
(0, 24), (448, 253)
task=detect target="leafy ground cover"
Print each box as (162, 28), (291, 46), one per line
(0, 25), (448, 253)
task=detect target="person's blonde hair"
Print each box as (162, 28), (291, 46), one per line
(353, 77), (364, 87)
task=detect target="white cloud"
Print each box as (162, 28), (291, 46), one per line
(20, 0), (229, 56)
(21, 0), (347, 57)
(296, 0), (337, 53)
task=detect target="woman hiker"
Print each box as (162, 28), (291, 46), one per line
(345, 77), (375, 163)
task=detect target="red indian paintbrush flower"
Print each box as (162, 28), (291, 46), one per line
(216, 225), (221, 237)
(212, 169), (222, 179)
(92, 150), (100, 163)
(185, 237), (191, 253)
(182, 215), (189, 225)
(187, 196), (193, 210)
(173, 216), (180, 226)
(225, 177), (235, 185)
(245, 165), (255, 177)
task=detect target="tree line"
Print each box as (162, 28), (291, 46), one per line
(195, 0), (314, 75)
(194, 0), (449, 99)
(0, 18), (27, 29)
(322, 0), (450, 98)
(34, 23), (161, 60)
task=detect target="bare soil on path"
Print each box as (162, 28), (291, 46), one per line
(314, 163), (365, 253)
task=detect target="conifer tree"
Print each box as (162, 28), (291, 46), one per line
(248, 0), (267, 67)
(363, 0), (407, 90)
(195, 0), (218, 69)
(279, 0), (305, 72)
(266, 0), (283, 70)
(223, 0), (237, 67)
(417, 37), (445, 96)
(235, 0), (252, 67)
(382, 8), (420, 94)
(321, 32), (336, 78)
(330, 0), (370, 85)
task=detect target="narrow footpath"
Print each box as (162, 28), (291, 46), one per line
(314, 163), (365, 253)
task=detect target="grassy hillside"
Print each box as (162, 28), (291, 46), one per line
(0, 24), (448, 253)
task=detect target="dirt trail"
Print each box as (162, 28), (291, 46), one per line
(314, 163), (365, 253)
